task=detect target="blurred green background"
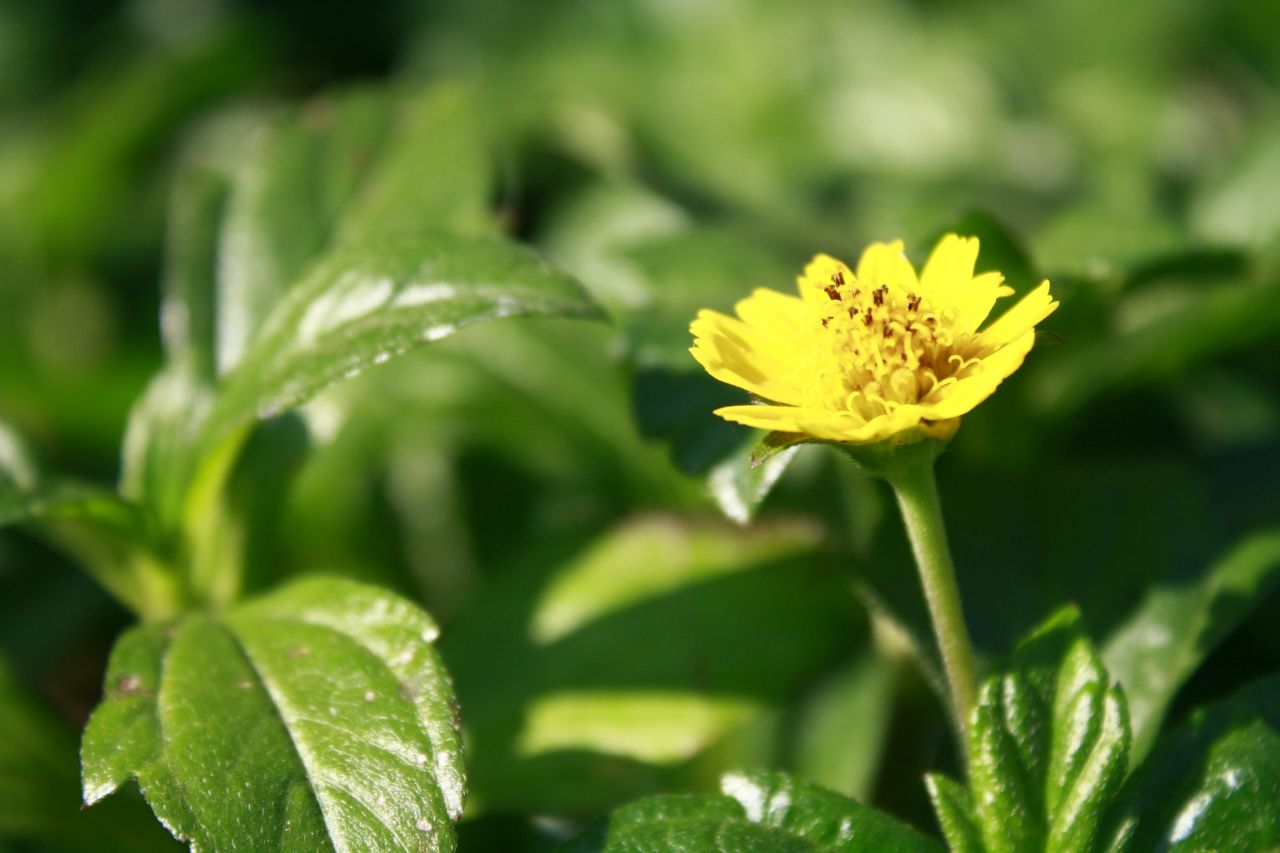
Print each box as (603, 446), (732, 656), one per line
(2, 0), (1279, 849)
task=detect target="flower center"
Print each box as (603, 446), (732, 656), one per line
(808, 268), (971, 418)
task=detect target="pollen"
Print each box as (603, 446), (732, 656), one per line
(689, 235), (1059, 445)
(804, 268), (960, 421)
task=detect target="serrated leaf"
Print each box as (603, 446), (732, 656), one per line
(0, 654), (178, 851)
(1102, 528), (1280, 763)
(81, 577), (466, 852)
(559, 771), (940, 852)
(200, 232), (601, 448)
(720, 771), (939, 851)
(924, 774), (982, 853)
(1103, 675), (1280, 851)
(965, 607), (1130, 853)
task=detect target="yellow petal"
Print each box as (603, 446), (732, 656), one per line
(919, 234), (979, 305)
(918, 329), (1036, 419)
(856, 240), (919, 298)
(734, 287), (815, 339)
(712, 404), (846, 437)
(690, 310), (805, 404)
(972, 281), (1057, 353)
(797, 253), (853, 306)
(954, 271), (1016, 335)
(714, 403), (923, 443)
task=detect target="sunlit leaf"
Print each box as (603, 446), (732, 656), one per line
(1190, 117), (1280, 250)
(1103, 675), (1280, 851)
(159, 168), (227, 382)
(559, 770), (939, 852)
(81, 576), (466, 852)
(923, 773), (982, 853)
(791, 650), (895, 800)
(0, 655), (178, 851)
(209, 90), (395, 374)
(444, 516), (857, 813)
(707, 438), (802, 525)
(963, 607), (1130, 853)
(201, 232), (601, 448)
(118, 366), (215, 526)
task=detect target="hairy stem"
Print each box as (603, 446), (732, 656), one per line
(885, 452), (978, 741)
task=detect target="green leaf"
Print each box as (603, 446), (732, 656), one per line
(707, 437), (802, 525)
(791, 651), (895, 801)
(559, 771), (940, 852)
(159, 167), (228, 382)
(1103, 675), (1280, 851)
(1034, 277), (1280, 420)
(0, 420), (38, 507)
(0, 418), (180, 618)
(201, 232), (601, 447)
(114, 87), (600, 612)
(334, 84), (490, 245)
(197, 85), (489, 379)
(1102, 528), (1280, 763)
(924, 774), (982, 853)
(541, 187), (809, 522)
(81, 576), (466, 852)
(444, 516), (857, 814)
(965, 607), (1130, 853)
(0, 654), (179, 851)
(119, 366), (216, 525)
(1190, 116), (1280, 249)
(210, 95), (388, 374)
(698, 431), (815, 526)
(120, 84), (572, 567)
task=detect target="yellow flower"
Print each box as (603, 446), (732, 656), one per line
(690, 235), (1058, 445)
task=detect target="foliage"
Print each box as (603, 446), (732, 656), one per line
(1, 0), (1279, 850)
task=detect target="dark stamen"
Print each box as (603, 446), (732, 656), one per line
(824, 285), (841, 301)
(831, 269), (845, 287)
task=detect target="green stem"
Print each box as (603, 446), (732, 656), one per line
(884, 450), (978, 740)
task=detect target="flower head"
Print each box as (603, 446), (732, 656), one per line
(690, 235), (1058, 445)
